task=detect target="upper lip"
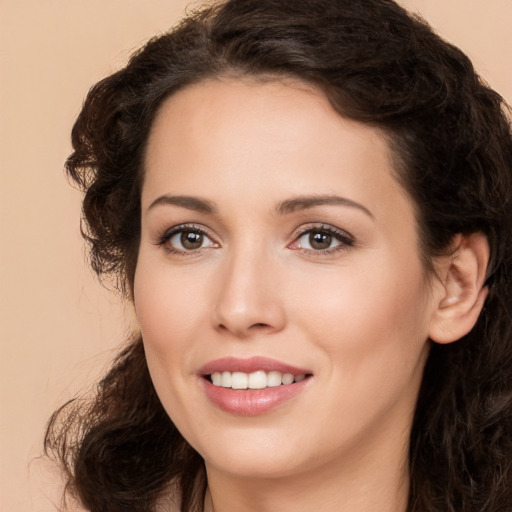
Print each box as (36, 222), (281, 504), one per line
(198, 356), (311, 376)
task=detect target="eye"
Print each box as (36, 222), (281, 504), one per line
(170, 230), (209, 250)
(299, 231), (339, 250)
(290, 225), (354, 253)
(158, 225), (218, 253)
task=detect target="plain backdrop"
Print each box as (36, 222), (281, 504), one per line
(1, 1), (511, 510)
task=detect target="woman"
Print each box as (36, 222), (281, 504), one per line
(45, 0), (512, 511)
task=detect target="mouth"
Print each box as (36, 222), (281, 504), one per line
(199, 356), (313, 388)
(198, 357), (313, 415)
(206, 370), (309, 389)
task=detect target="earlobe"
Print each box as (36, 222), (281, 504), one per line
(429, 233), (490, 344)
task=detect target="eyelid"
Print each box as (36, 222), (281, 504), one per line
(288, 223), (355, 253)
(155, 223), (220, 253)
(153, 222), (354, 256)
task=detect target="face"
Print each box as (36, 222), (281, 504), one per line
(134, 79), (438, 482)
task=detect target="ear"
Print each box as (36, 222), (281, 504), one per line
(429, 232), (489, 344)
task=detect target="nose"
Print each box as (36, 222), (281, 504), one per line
(212, 248), (286, 339)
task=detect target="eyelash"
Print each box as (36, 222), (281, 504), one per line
(155, 223), (354, 256)
(290, 224), (355, 255)
(156, 224), (217, 256)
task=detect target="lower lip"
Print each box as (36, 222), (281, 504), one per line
(201, 378), (310, 416)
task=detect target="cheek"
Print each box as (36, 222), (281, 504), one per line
(133, 262), (201, 420)
(289, 257), (431, 444)
(133, 263), (202, 397)
(134, 258), (207, 345)
(292, 253), (431, 374)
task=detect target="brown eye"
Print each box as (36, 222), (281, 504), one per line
(291, 226), (353, 253)
(181, 231), (204, 250)
(309, 232), (333, 250)
(165, 228), (217, 252)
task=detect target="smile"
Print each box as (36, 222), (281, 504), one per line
(210, 370), (307, 389)
(199, 357), (313, 415)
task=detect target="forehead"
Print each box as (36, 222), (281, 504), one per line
(145, 77), (391, 162)
(142, 78), (411, 223)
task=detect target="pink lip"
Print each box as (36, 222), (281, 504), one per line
(198, 357), (312, 416)
(198, 356), (311, 376)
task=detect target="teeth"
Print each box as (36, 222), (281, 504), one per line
(267, 371), (282, 387)
(231, 372), (248, 389)
(248, 370), (267, 389)
(282, 373), (294, 385)
(210, 371), (307, 389)
(221, 371), (232, 387)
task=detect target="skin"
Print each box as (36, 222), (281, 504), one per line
(134, 78), (454, 512)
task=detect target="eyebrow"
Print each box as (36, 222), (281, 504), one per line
(146, 193), (373, 219)
(147, 195), (217, 214)
(276, 195), (374, 218)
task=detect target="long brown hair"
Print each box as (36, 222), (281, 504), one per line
(45, 1), (512, 510)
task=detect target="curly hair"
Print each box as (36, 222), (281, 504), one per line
(45, 0), (512, 511)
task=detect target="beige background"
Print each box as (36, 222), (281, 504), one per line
(1, 1), (511, 510)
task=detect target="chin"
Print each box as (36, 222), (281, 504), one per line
(194, 425), (309, 479)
